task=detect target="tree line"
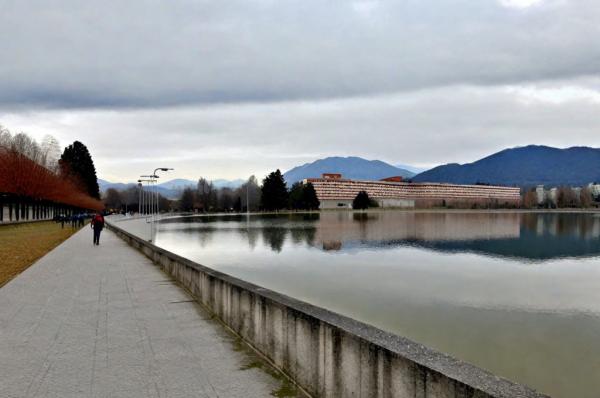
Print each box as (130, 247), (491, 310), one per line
(0, 126), (103, 212)
(179, 171), (320, 212)
(103, 170), (322, 213)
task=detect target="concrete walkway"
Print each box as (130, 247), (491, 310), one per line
(0, 227), (285, 397)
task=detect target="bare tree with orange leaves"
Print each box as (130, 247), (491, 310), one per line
(0, 127), (103, 222)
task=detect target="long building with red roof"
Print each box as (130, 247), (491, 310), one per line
(304, 174), (521, 209)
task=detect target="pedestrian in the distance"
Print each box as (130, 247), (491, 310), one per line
(91, 212), (105, 245)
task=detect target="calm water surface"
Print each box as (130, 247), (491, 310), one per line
(153, 211), (600, 398)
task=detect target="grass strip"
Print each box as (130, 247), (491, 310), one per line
(0, 221), (82, 287)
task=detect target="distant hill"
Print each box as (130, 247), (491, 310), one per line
(98, 178), (244, 199)
(156, 178), (195, 190)
(413, 145), (600, 187)
(98, 179), (131, 192)
(283, 156), (415, 184)
(156, 178), (244, 190)
(395, 164), (429, 174)
(98, 179), (180, 199)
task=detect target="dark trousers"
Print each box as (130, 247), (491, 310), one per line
(93, 228), (102, 245)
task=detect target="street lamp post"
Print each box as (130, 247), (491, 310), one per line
(153, 168), (173, 217)
(138, 179), (153, 215)
(141, 174), (158, 217)
(142, 168), (173, 242)
(137, 182), (142, 215)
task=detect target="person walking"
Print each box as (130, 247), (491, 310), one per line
(91, 212), (105, 245)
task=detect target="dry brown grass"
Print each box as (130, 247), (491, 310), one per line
(0, 221), (81, 287)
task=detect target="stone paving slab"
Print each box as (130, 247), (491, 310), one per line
(0, 227), (286, 398)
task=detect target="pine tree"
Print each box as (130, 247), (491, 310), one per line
(288, 182), (305, 210)
(302, 182), (320, 210)
(353, 191), (371, 210)
(59, 141), (100, 199)
(180, 187), (195, 212)
(261, 169), (288, 211)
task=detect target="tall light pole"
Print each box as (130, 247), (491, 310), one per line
(137, 181), (142, 215)
(141, 175), (155, 217)
(153, 168), (173, 217)
(141, 175), (158, 241)
(138, 179), (152, 215)
(143, 168), (173, 242)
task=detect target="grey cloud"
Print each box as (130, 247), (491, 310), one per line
(3, 83), (600, 181)
(2, 0), (600, 108)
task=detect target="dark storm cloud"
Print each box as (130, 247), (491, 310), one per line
(2, 0), (600, 108)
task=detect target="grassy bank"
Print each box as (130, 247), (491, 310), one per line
(0, 221), (82, 287)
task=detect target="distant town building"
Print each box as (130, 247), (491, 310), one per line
(304, 174), (521, 209)
(534, 184), (600, 206)
(536, 185), (545, 204)
(588, 183), (600, 199)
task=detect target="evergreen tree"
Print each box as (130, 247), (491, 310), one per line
(302, 182), (320, 210)
(261, 169), (288, 211)
(288, 182), (320, 210)
(180, 187), (195, 211)
(234, 196), (242, 212)
(288, 182), (305, 210)
(59, 141), (100, 199)
(352, 190), (371, 210)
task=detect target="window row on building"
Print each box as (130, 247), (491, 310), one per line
(305, 176), (521, 208)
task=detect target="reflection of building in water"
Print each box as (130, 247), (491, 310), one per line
(305, 174), (521, 209)
(524, 213), (600, 240)
(313, 212), (521, 249)
(310, 212), (600, 259)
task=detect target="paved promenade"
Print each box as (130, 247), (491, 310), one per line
(0, 227), (285, 397)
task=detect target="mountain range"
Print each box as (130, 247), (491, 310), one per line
(98, 178), (244, 199)
(283, 156), (415, 184)
(99, 145), (600, 200)
(412, 145), (600, 187)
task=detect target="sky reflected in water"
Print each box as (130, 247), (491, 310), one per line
(153, 211), (600, 398)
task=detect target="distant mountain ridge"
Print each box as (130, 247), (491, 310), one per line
(413, 145), (600, 187)
(283, 156), (415, 184)
(98, 178), (244, 199)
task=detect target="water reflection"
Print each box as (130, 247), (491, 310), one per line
(154, 211), (600, 397)
(160, 211), (600, 261)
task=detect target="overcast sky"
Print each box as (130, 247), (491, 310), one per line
(1, 0), (600, 182)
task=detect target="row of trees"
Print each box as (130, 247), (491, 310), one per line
(179, 176), (262, 212)
(0, 126), (103, 211)
(177, 171), (320, 213)
(106, 170), (321, 214)
(260, 170), (319, 211)
(103, 185), (171, 213)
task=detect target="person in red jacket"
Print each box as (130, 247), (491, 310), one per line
(91, 212), (105, 245)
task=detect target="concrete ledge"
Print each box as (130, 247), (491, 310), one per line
(107, 221), (550, 398)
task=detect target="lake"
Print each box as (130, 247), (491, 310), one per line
(152, 211), (600, 398)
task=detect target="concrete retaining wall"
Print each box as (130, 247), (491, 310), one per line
(107, 221), (549, 398)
